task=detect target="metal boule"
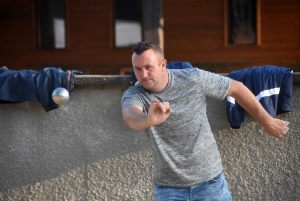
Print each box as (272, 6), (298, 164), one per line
(52, 87), (70, 105)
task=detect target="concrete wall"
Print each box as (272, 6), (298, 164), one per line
(0, 74), (299, 201)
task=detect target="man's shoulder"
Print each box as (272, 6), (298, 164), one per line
(169, 68), (211, 81)
(169, 67), (199, 76)
(123, 85), (146, 96)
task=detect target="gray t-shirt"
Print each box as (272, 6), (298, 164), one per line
(121, 68), (231, 187)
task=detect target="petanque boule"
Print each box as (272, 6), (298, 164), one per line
(52, 87), (70, 105)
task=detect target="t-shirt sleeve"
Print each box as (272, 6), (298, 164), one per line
(194, 68), (232, 100)
(121, 87), (143, 110)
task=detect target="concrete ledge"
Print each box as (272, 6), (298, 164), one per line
(74, 75), (134, 86)
(292, 72), (300, 82)
(74, 72), (300, 86)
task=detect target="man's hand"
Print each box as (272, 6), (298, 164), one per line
(122, 100), (172, 130)
(147, 100), (172, 126)
(262, 118), (289, 138)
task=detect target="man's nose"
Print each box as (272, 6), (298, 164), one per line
(141, 69), (148, 78)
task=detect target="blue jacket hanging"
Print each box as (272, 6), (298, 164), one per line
(226, 65), (293, 129)
(0, 66), (81, 112)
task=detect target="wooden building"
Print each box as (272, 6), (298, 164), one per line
(0, 0), (299, 75)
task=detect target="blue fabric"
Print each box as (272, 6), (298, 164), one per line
(0, 67), (79, 112)
(227, 65), (293, 129)
(131, 61), (193, 83)
(153, 172), (232, 201)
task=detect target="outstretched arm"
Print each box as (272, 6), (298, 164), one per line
(227, 80), (288, 138)
(122, 100), (172, 130)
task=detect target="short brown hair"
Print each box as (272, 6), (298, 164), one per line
(132, 41), (164, 58)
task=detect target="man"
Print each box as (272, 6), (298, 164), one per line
(121, 41), (288, 201)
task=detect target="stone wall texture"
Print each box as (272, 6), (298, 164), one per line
(0, 76), (299, 201)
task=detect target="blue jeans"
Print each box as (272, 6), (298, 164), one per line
(153, 172), (232, 201)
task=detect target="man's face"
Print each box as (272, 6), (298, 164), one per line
(132, 49), (167, 92)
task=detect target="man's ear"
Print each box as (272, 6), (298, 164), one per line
(162, 59), (167, 70)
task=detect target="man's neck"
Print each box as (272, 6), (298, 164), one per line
(154, 69), (169, 92)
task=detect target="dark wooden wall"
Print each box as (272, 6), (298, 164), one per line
(164, 0), (300, 72)
(0, 0), (132, 75)
(0, 0), (299, 74)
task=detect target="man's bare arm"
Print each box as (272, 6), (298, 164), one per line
(122, 100), (172, 130)
(122, 104), (150, 130)
(227, 80), (288, 138)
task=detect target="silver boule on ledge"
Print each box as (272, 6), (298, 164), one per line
(52, 87), (70, 105)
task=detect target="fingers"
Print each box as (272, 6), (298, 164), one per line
(151, 99), (160, 104)
(283, 121), (289, 135)
(156, 102), (171, 114)
(278, 120), (289, 138)
(151, 100), (171, 114)
(281, 120), (289, 133)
